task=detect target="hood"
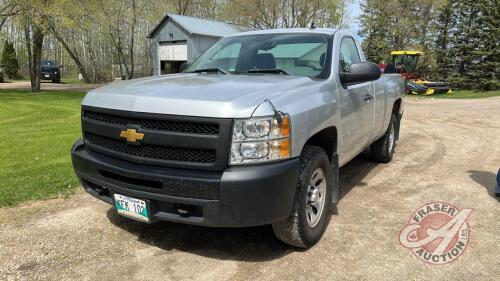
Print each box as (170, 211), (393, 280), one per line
(83, 73), (317, 118)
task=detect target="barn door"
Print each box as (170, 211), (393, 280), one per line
(158, 41), (187, 74)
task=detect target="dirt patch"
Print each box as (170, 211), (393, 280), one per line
(0, 81), (101, 92)
(1, 97), (499, 280)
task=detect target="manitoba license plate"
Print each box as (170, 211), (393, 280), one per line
(114, 194), (149, 222)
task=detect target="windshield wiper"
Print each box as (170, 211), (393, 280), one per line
(192, 68), (228, 74)
(246, 68), (290, 75)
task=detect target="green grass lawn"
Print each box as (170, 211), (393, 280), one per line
(0, 89), (84, 207)
(408, 90), (500, 99)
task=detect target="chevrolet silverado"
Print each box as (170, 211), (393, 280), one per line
(71, 28), (404, 248)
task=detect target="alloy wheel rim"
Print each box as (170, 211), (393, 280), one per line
(306, 168), (327, 227)
(388, 125), (395, 153)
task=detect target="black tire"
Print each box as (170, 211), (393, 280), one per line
(52, 79), (60, 83)
(370, 114), (397, 163)
(272, 145), (333, 248)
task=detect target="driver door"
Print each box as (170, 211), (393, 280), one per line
(338, 37), (376, 162)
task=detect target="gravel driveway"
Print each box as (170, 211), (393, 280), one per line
(1, 97), (499, 281)
(0, 81), (100, 92)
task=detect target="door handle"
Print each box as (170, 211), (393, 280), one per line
(364, 94), (373, 101)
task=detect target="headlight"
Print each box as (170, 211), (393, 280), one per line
(230, 114), (290, 164)
(242, 119), (271, 138)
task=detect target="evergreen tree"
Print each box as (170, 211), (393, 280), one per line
(358, 0), (430, 63)
(448, 0), (499, 90)
(361, 32), (390, 64)
(358, 0), (391, 63)
(469, 0), (499, 90)
(433, 0), (456, 81)
(1, 41), (19, 79)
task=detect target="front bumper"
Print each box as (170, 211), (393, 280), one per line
(71, 139), (299, 227)
(41, 73), (58, 80)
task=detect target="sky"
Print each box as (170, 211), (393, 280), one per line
(347, 0), (362, 40)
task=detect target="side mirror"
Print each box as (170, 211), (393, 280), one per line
(179, 62), (191, 73)
(340, 62), (381, 86)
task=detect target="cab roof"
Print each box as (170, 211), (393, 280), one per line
(226, 28), (337, 38)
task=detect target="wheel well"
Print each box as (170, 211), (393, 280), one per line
(304, 127), (337, 162)
(392, 98), (402, 140)
(393, 98), (402, 116)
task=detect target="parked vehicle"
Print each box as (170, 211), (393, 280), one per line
(71, 28), (404, 248)
(41, 60), (61, 83)
(380, 51), (452, 95)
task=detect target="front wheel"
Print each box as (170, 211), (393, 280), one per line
(272, 145), (333, 248)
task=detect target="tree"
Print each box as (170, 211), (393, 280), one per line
(24, 20), (44, 92)
(12, 0), (47, 92)
(358, 0), (391, 63)
(434, 0), (454, 81)
(362, 32), (390, 63)
(97, 0), (145, 80)
(359, 0), (425, 55)
(0, 0), (356, 84)
(1, 40), (19, 78)
(463, 0), (499, 90)
(175, 0), (191, 15)
(42, 0), (96, 83)
(223, 0), (351, 29)
(359, 0), (453, 77)
(476, 0), (500, 90)
(0, 1), (20, 31)
(447, 0), (499, 90)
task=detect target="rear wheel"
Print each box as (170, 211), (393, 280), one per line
(370, 114), (397, 163)
(272, 145), (333, 248)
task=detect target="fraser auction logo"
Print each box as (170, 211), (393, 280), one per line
(399, 202), (472, 265)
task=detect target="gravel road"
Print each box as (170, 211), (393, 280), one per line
(0, 81), (100, 92)
(1, 96), (499, 281)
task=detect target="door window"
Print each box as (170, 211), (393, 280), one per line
(339, 37), (361, 72)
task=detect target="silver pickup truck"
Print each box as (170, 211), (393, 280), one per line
(71, 28), (404, 248)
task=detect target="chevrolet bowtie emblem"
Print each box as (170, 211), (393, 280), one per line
(120, 128), (145, 143)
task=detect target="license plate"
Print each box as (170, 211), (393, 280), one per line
(114, 194), (149, 222)
(45, 75), (50, 78)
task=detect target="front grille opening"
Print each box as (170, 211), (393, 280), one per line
(99, 170), (163, 189)
(84, 110), (219, 135)
(85, 133), (216, 164)
(81, 178), (110, 196)
(175, 204), (203, 218)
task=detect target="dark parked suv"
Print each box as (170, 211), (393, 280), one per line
(41, 60), (61, 83)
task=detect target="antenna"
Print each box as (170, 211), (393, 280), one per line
(310, 21), (316, 29)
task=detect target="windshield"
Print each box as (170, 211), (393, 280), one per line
(41, 61), (57, 67)
(185, 33), (330, 78)
(392, 55), (420, 73)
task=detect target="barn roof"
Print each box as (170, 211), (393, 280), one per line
(148, 13), (248, 38)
